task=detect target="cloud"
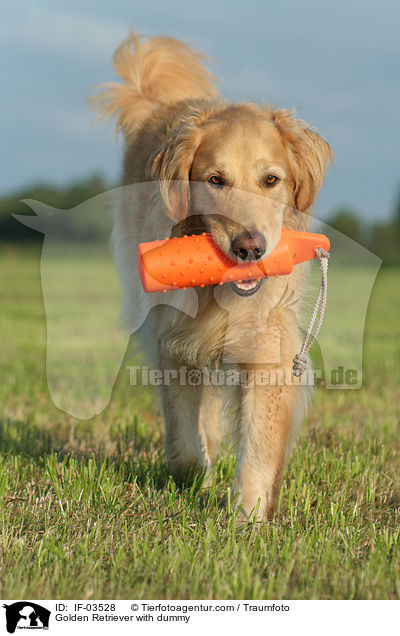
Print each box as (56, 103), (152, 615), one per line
(0, 8), (126, 64)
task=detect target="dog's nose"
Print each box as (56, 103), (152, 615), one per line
(231, 232), (266, 261)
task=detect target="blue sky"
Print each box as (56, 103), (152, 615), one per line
(2, 0), (400, 221)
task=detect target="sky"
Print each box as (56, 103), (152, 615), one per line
(2, 0), (400, 221)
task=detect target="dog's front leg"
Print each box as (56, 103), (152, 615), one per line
(232, 373), (304, 522)
(158, 361), (211, 482)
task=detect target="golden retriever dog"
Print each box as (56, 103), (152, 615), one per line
(92, 32), (333, 521)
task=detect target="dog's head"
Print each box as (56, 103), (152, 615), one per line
(151, 103), (333, 296)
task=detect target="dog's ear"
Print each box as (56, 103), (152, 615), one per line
(150, 122), (202, 222)
(272, 110), (334, 212)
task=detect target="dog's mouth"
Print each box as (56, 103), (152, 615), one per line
(230, 278), (263, 297)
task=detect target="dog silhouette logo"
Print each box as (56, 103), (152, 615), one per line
(14, 187), (382, 419)
(3, 602), (50, 633)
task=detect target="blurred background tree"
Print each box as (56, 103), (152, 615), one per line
(394, 185), (400, 241)
(326, 193), (400, 264)
(327, 207), (362, 243)
(0, 175), (399, 264)
(367, 185), (400, 264)
(0, 174), (111, 242)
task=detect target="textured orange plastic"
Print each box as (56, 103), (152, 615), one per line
(137, 228), (330, 293)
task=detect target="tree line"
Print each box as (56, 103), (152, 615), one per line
(0, 174), (399, 263)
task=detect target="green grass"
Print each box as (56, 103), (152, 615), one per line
(0, 243), (399, 599)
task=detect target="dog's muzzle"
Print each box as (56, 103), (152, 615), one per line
(229, 231), (266, 296)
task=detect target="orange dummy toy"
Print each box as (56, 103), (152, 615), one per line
(137, 228), (330, 293)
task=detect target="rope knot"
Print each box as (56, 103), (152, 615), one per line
(293, 353), (307, 377)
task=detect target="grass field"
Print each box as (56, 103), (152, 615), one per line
(0, 243), (399, 599)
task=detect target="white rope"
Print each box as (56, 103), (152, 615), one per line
(292, 248), (329, 377)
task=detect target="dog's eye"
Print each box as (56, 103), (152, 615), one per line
(208, 175), (224, 187)
(265, 174), (279, 187)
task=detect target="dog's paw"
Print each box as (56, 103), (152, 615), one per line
(232, 489), (273, 524)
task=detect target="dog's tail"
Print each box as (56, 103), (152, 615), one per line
(89, 31), (219, 135)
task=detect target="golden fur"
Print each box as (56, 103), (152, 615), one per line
(91, 32), (333, 521)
